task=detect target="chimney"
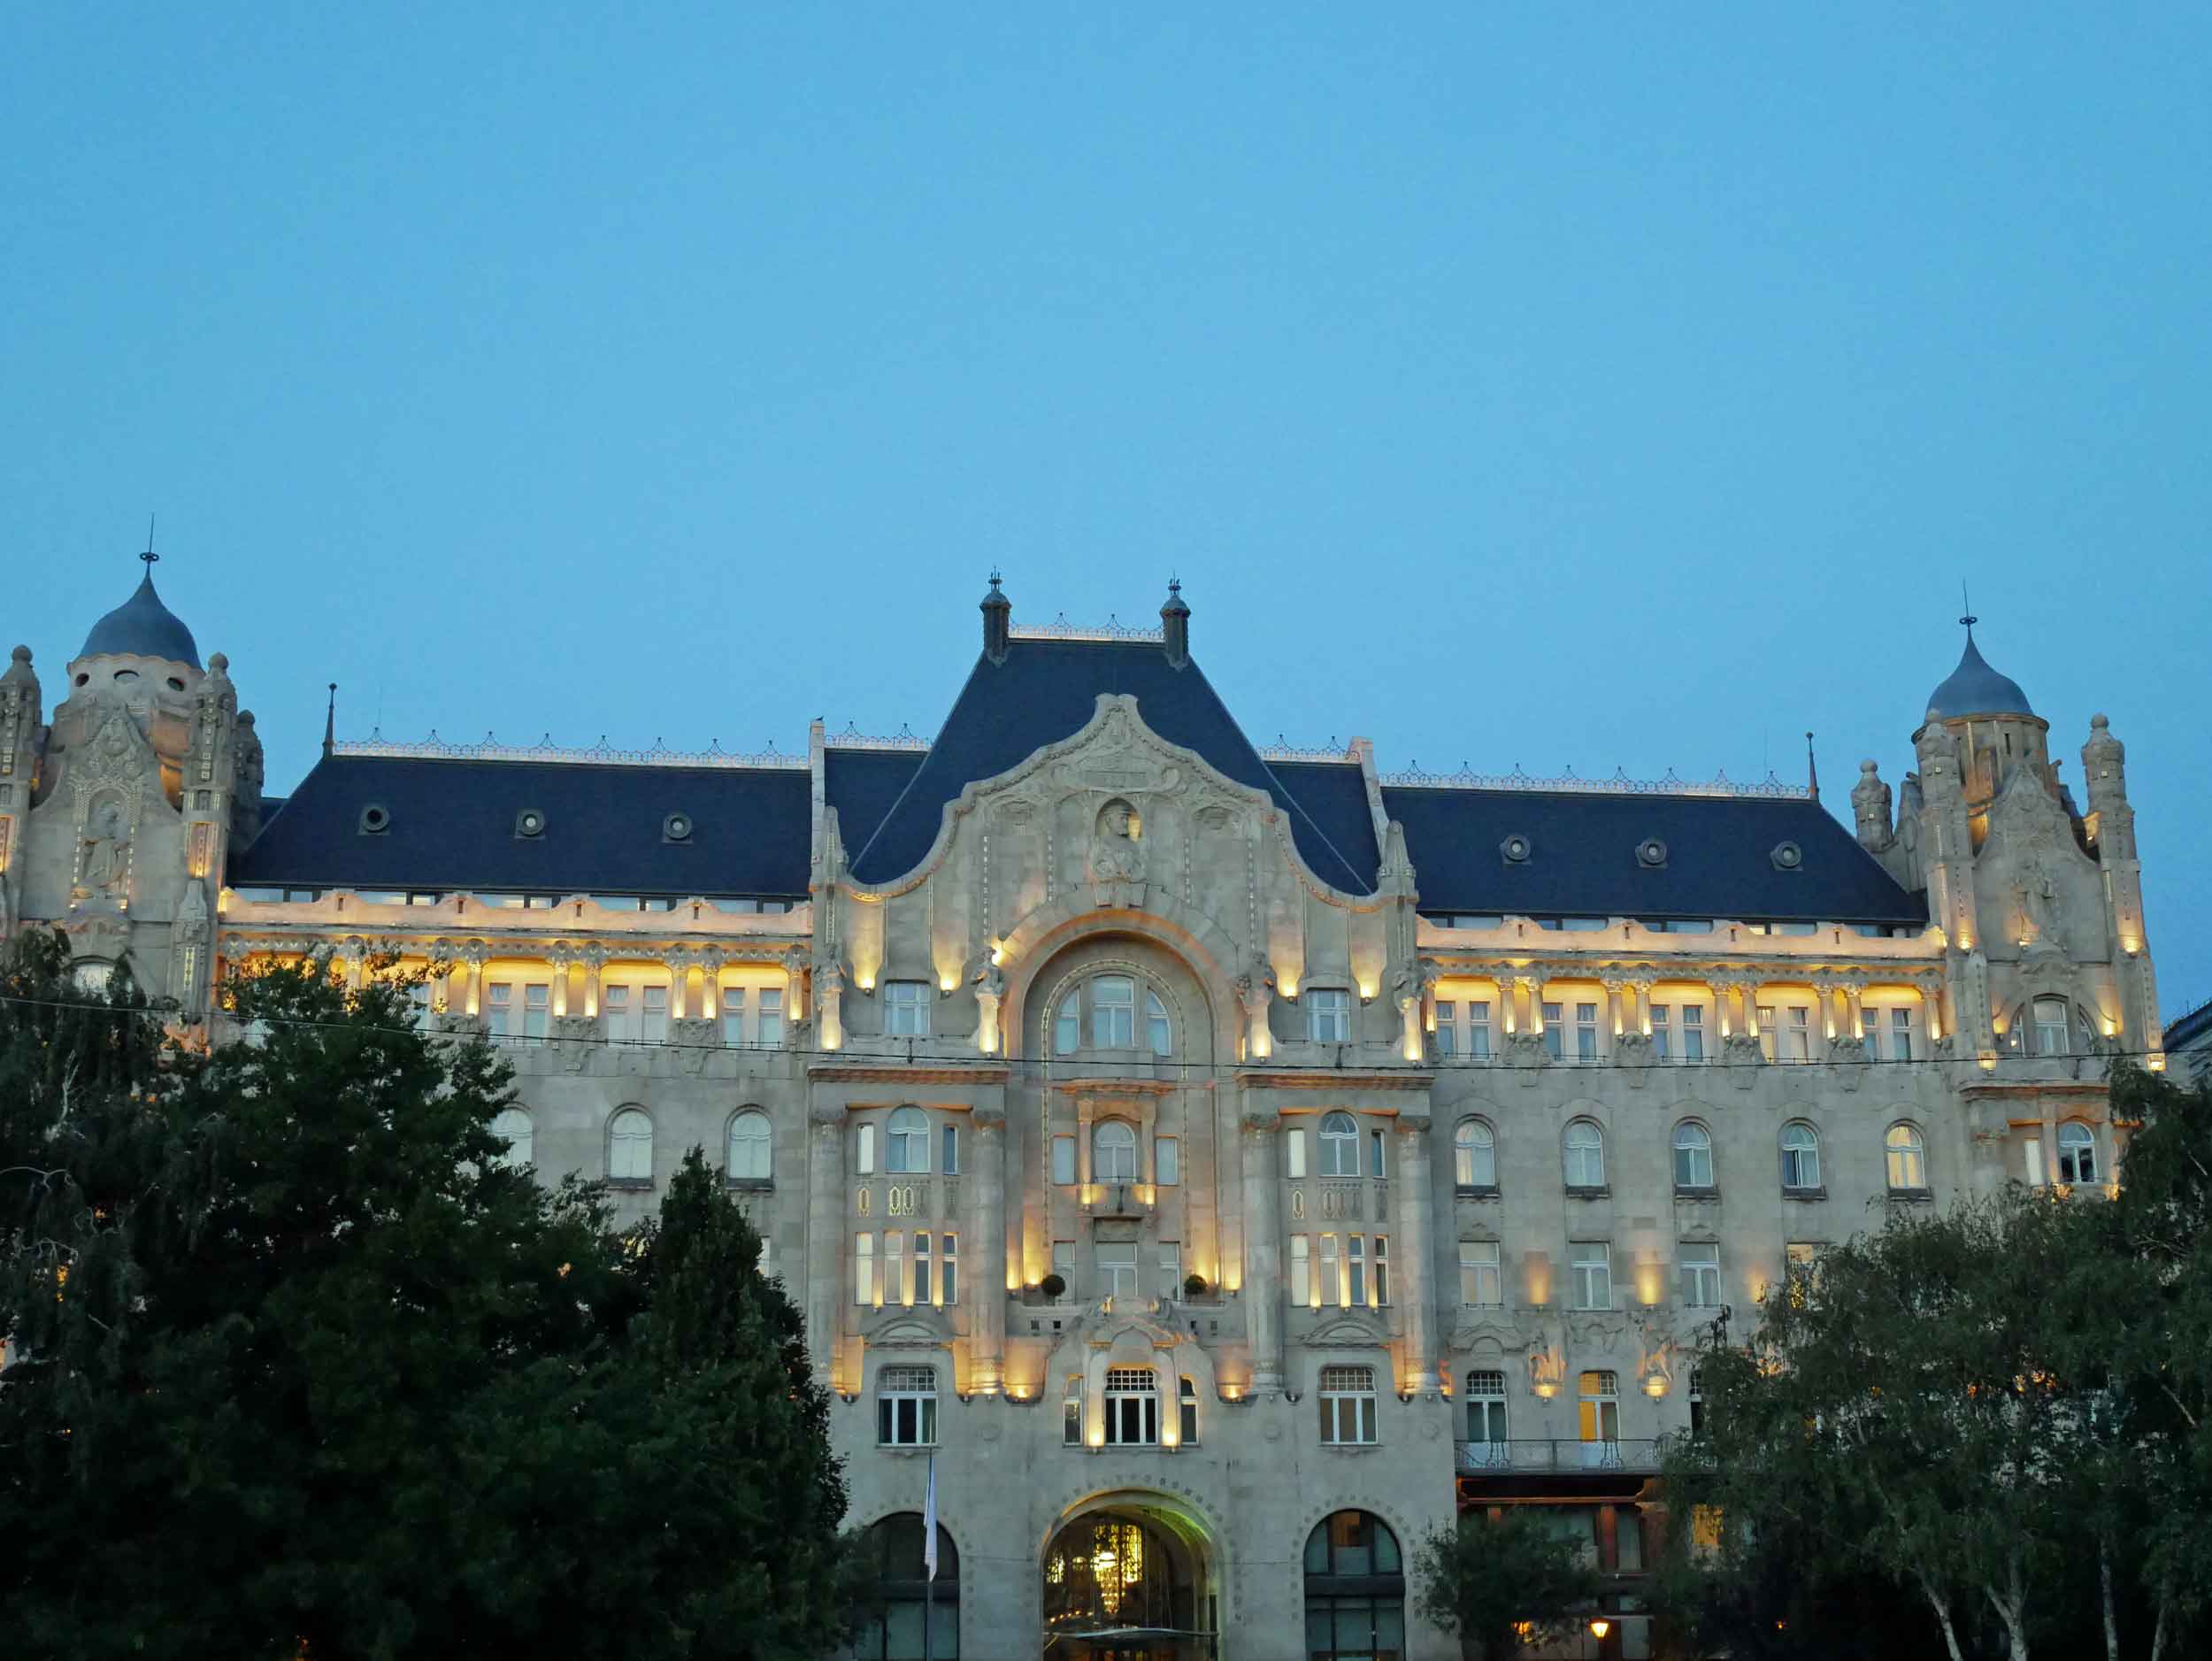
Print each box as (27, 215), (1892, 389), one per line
(1160, 578), (1190, 670)
(980, 573), (1011, 665)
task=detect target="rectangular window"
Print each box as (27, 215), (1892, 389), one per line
(1307, 988), (1352, 1043)
(1542, 1002), (1563, 1062)
(877, 1365), (938, 1447)
(523, 983), (549, 1042)
(856, 1123), (877, 1175)
(1571, 1242), (1612, 1311)
(641, 984), (667, 1042)
(1286, 1127), (1307, 1180)
(1466, 1370), (1509, 1445)
(1371, 1234), (1389, 1306)
(1756, 1004), (1776, 1062)
(485, 982), (513, 1037)
(1785, 1242), (1821, 1305)
(1097, 1242), (1137, 1303)
(603, 985), (631, 1039)
(1368, 1129), (1386, 1179)
(1104, 1366), (1159, 1445)
(1051, 1241), (1075, 1303)
(1576, 1002), (1599, 1062)
(1682, 1004), (1705, 1061)
(886, 1231), (908, 1306)
(1095, 977), (1136, 1047)
(854, 1233), (875, 1306)
(885, 980), (931, 1038)
(757, 987), (783, 1046)
(1179, 1375), (1199, 1446)
(1290, 1234), (1311, 1306)
(721, 986), (746, 1046)
(1460, 1242), (1502, 1307)
(1051, 1134), (1076, 1186)
(1319, 1234), (1341, 1306)
(1318, 1365), (1378, 1445)
(1467, 999), (1492, 1059)
(1434, 999), (1456, 1057)
(941, 1234), (957, 1306)
(1889, 1005), (1915, 1061)
(1679, 1244), (1722, 1309)
(1348, 1235), (1367, 1307)
(2025, 1136), (2045, 1188)
(2034, 998), (2070, 1057)
(912, 1232), (932, 1304)
(1763, 1003), (1812, 1062)
(1064, 1375), (1084, 1446)
(1651, 1004), (1670, 1060)
(941, 1123), (960, 1175)
(1156, 1135), (1180, 1186)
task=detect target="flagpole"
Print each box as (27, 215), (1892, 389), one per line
(923, 1447), (937, 1661)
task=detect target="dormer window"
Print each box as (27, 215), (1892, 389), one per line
(1052, 974), (1171, 1056)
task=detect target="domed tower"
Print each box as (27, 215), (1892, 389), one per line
(17, 550), (246, 1015)
(1916, 611), (2056, 821)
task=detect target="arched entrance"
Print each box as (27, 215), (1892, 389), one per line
(1041, 1496), (1217, 1660)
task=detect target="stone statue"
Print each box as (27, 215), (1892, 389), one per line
(1088, 798), (1145, 888)
(80, 801), (130, 899)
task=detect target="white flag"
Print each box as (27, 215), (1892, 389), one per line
(923, 1450), (939, 1582)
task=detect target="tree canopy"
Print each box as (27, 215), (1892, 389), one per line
(1414, 1504), (1604, 1661)
(0, 934), (849, 1660)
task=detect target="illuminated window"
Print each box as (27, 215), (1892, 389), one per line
(886, 1106), (930, 1173)
(1578, 1370), (1621, 1459)
(1063, 1373), (1084, 1444)
(1885, 1124), (1927, 1191)
(1291, 1234), (1311, 1304)
(726, 1109), (771, 1181)
(1455, 1119), (1497, 1188)
(878, 1365), (937, 1446)
(490, 1106), (534, 1169)
(856, 1122), (878, 1176)
(1542, 1001), (1563, 1062)
(2056, 1123), (2098, 1183)
(1564, 1119), (1606, 1189)
(720, 986), (747, 1046)
(1179, 1375), (1200, 1445)
(607, 1107), (653, 1183)
(1093, 1119), (1138, 1181)
(1434, 998), (1495, 1060)
(1308, 988), (1352, 1044)
(1571, 1242), (1612, 1311)
(1781, 1122), (1822, 1190)
(885, 980), (931, 1038)
(1459, 1241), (1502, 1307)
(1672, 1122), (1715, 1189)
(1104, 1365), (1158, 1445)
(1654, 1001), (1706, 1062)
(1759, 1002), (1813, 1063)
(1304, 1511), (1405, 1659)
(1318, 1111), (1359, 1177)
(1318, 1365), (1378, 1445)
(1465, 1369), (1509, 1447)
(1679, 1243), (1722, 1308)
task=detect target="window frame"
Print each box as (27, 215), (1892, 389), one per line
(877, 1365), (939, 1447)
(1679, 1242), (1722, 1309)
(1459, 1241), (1502, 1308)
(1780, 1121), (1823, 1191)
(1454, 1119), (1498, 1190)
(1563, 1119), (1606, 1190)
(1317, 1365), (1379, 1446)
(1092, 1118), (1139, 1182)
(1317, 1111), (1360, 1177)
(606, 1106), (655, 1185)
(884, 979), (932, 1039)
(885, 1105), (931, 1174)
(2056, 1121), (2099, 1184)
(1885, 1122), (1929, 1192)
(1671, 1120), (1716, 1190)
(1570, 1241), (1612, 1311)
(1103, 1365), (1159, 1446)
(1465, 1368), (1509, 1445)
(1307, 987), (1353, 1044)
(726, 1107), (772, 1182)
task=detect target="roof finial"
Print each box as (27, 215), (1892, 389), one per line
(1959, 580), (1977, 638)
(141, 513), (158, 569)
(323, 682), (337, 758)
(1806, 731), (1819, 801)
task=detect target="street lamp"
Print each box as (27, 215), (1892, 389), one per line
(1589, 1617), (1613, 1640)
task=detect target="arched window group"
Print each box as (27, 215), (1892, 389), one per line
(855, 1105), (958, 1177)
(1304, 1510), (1405, 1661)
(1053, 973), (1172, 1056)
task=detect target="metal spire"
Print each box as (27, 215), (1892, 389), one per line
(323, 682), (337, 758)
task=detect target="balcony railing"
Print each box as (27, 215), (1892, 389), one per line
(1455, 1438), (1663, 1474)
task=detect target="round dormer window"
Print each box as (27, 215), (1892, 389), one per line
(1636, 837), (1668, 867)
(166, 676), (186, 692)
(664, 812), (694, 842)
(359, 804), (391, 834)
(1771, 841), (1803, 870)
(1500, 834), (1532, 865)
(515, 808), (546, 839)
(112, 669), (139, 684)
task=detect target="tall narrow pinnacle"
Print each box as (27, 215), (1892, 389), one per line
(323, 682), (337, 757)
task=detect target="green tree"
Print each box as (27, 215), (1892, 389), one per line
(1413, 1505), (1604, 1660)
(0, 941), (849, 1659)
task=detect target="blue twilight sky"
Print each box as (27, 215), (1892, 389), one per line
(5, 7), (2208, 1018)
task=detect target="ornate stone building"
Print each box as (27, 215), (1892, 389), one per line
(2, 563), (2167, 1661)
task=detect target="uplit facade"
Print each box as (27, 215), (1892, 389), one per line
(0, 564), (2166, 1660)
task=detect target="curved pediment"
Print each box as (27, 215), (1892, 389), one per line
(1299, 1311), (1390, 1349)
(862, 1307), (955, 1349)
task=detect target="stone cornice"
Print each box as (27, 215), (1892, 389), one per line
(807, 1060), (1011, 1086)
(1236, 1068), (1436, 1092)
(1420, 950), (1944, 984)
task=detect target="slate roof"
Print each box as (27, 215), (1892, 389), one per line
(230, 754), (811, 896)
(824, 747), (926, 857)
(78, 571), (201, 668)
(1383, 785), (1924, 925)
(1925, 631), (2035, 721)
(846, 639), (1376, 893)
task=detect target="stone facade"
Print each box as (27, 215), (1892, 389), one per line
(2, 567), (2169, 1661)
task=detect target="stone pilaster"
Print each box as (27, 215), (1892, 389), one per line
(1240, 1107), (1284, 1395)
(968, 1103), (1007, 1395)
(1394, 1112), (1436, 1395)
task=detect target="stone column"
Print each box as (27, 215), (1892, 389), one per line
(1240, 1108), (1285, 1395)
(1632, 980), (1654, 1035)
(549, 950), (572, 1018)
(1844, 981), (1868, 1042)
(581, 944), (605, 1020)
(462, 945), (485, 1018)
(807, 1100), (847, 1389)
(969, 1103), (1007, 1395)
(1604, 979), (1628, 1038)
(1394, 1112), (1436, 1395)
(783, 949), (809, 1050)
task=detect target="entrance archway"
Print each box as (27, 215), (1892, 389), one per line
(1041, 1496), (1217, 1661)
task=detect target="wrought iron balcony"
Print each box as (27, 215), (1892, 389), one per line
(1455, 1438), (1663, 1474)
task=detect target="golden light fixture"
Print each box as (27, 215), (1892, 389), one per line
(1589, 1616), (1612, 1640)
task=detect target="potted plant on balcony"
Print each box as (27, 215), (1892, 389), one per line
(1038, 1273), (1066, 1303)
(1183, 1273), (1210, 1302)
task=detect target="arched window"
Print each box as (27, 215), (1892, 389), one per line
(854, 1512), (959, 1660)
(1178, 1374), (1200, 1446)
(1055, 974), (1174, 1056)
(1303, 1510), (1405, 1661)
(1318, 1111), (1360, 1177)
(1465, 1368), (1509, 1451)
(886, 1106), (930, 1173)
(1672, 1122), (1714, 1189)
(1885, 1124), (1927, 1192)
(1564, 1119), (1605, 1189)
(2056, 1122), (2099, 1184)
(489, 1107), (534, 1169)
(1093, 1119), (1138, 1182)
(1454, 1119), (1496, 1189)
(727, 1109), (771, 1181)
(607, 1108), (653, 1183)
(1781, 1122), (1822, 1190)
